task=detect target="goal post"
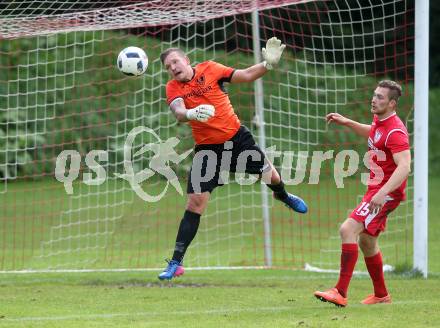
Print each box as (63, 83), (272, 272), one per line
(0, 0), (426, 274)
(413, 0), (429, 278)
(251, 10), (272, 268)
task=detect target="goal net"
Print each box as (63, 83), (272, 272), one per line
(0, 0), (414, 271)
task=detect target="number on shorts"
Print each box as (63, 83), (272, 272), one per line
(355, 202), (370, 216)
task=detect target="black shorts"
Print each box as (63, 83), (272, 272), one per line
(187, 125), (270, 194)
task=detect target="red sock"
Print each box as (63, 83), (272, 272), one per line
(335, 243), (358, 297)
(364, 252), (388, 298)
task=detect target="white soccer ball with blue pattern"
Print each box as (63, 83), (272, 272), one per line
(117, 47), (148, 76)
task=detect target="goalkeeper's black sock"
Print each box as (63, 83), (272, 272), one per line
(267, 180), (289, 200)
(172, 210), (201, 263)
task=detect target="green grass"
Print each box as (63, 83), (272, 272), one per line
(0, 176), (438, 327)
(0, 270), (439, 327)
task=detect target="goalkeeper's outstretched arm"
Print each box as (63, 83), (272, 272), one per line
(169, 98), (215, 123)
(231, 37), (286, 83)
(231, 62), (268, 83)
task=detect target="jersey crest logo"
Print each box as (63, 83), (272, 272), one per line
(374, 130), (382, 143)
(196, 74), (205, 86)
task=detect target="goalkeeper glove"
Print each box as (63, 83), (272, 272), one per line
(262, 37), (286, 70)
(186, 104), (215, 122)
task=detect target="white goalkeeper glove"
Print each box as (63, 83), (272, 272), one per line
(262, 37), (286, 70)
(186, 104), (215, 122)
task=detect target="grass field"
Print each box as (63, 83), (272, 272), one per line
(1, 270), (440, 328)
(0, 177), (438, 327)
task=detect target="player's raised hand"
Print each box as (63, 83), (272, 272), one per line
(262, 37), (286, 70)
(186, 104), (215, 122)
(326, 113), (349, 126)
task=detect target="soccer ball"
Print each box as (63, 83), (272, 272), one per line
(117, 46), (148, 76)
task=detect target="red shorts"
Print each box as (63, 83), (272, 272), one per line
(349, 190), (402, 237)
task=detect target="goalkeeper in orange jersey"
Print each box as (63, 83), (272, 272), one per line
(157, 37), (308, 280)
(314, 80), (411, 306)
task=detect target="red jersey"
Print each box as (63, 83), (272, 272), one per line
(166, 61), (241, 145)
(367, 112), (410, 200)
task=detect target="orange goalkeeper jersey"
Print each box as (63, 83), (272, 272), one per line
(166, 61), (241, 145)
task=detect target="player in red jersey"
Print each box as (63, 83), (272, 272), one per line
(157, 38), (308, 280)
(314, 80), (411, 306)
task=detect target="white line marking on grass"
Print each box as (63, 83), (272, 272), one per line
(304, 263), (394, 275)
(2, 306), (293, 322)
(3, 300), (430, 322)
(0, 266), (268, 274)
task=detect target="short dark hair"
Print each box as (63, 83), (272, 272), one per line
(160, 48), (187, 64)
(378, 80), (402, 102)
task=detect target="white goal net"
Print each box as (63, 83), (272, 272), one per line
(0, 0), (415, 272)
